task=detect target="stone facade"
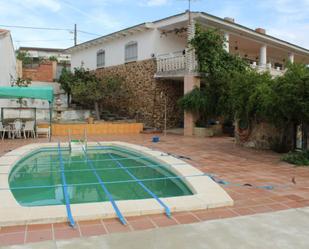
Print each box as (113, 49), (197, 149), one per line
(235, 121), (294, 151)
(96, 59), (184, 129)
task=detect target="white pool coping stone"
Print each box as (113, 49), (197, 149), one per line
(0, 142), (233, 226)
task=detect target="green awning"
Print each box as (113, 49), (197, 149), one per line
(0, 86), (54, 103)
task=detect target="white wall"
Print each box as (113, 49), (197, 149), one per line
(70, 28), (187, 70)
(0, 31), (16, 85)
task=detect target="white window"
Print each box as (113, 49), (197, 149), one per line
(97, 49), (105, 68)
(125, 41), (138, 63)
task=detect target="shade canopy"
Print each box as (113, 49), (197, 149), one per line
(0, 86), (54, 103)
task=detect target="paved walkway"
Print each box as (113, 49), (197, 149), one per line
(1, 207), (309, 249)
(0, 134), (309, 246)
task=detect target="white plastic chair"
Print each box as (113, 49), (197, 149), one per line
(11, 119), (23, 139)
(0, 122), (11, 140)
(23, 121), (36, 139)
(36, 126), (50, 139)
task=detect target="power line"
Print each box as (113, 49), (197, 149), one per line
(0, 24), (101, 37)
(15, 39), (73, 42)
(0, 24), (71, 32)
(77, 30), (101, 36)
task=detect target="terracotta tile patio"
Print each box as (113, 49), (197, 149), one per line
(0, 134), (308, 246)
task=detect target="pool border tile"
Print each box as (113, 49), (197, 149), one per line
(0, 142), (233, 227)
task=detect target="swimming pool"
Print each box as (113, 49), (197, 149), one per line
(9, 145), (193, 207)
(0, 142), (233, 226)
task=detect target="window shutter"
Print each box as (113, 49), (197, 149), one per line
(125, 42), (138, 62)
(97, 50), (105, 68)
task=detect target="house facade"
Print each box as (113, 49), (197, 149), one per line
(67, 11), (309, 134)
(0, 29), (16, 86)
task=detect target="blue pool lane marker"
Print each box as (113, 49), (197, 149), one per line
(81, 145), (127, 225)
(97, 142), (172, 218)
(57, 142), (76, 228)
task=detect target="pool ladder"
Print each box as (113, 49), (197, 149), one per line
(68, 128), (88, 153)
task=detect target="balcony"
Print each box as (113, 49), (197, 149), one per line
(155, 51), (187, 79)
(155, 51), (285, 79)
(250, 62), (285, 77)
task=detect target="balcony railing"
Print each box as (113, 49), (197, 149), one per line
(156, 53), (186, 73)
(250, 62), (285, 76)
(155, 52), (285, 78)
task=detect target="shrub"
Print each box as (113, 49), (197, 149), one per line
(282, 151), (309, 166)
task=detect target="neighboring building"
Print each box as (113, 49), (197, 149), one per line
(67, 11), (309, 134)
(18, 47), (71, 64)
(0, 29), (16, 86)
(17, 47), (71, 82)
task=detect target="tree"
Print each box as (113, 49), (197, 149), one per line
(13, 77), (31, 87)
(58, 67), (74, 107)
(69, 68), (124, 120)
(229, 63), (309, 151)
(269, 63), (309, 127)
(179, 25), (248, 125)
(16, 50), (32, 66)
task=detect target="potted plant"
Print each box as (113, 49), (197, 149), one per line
(178, 87), (219, 137)
(87, 115), (94, 124)
(193, 119), (214, 137)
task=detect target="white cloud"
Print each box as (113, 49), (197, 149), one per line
(61, 1), (121, 30)
(257, 0), (309, 48)
(21, 0), (61, 12)
(142, 0), (169, 7)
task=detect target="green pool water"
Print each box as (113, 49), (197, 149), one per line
(9, 146), (193, 207)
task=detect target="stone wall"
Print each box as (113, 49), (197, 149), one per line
(96, 59), (183, 129)
(235, 121), (294, 151)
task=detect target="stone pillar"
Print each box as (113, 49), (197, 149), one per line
(223, 32), (230, 53)
(288, 52), (295, 64)
(259, 44), (267, 67)
(186, 17), (196, 73)
(16, 59), (23, 78)
(52, 61), (57, 80)
(184, 75), (200, 136)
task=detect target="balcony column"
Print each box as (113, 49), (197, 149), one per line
(223, 32), (230, 53)
(184, 75), (200, 136)
(288, 52), (295, 64)
(259, 44), (267, 67)
(186, 16), (196, 72)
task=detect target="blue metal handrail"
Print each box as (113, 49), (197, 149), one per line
(97, 142), (172, 218)
(80, 144), (127, 225)
(57, 142), (75, 228)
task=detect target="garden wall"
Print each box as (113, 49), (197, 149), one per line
(96, 59), (183, 129)
(235, 121), (294, 151)
(51, 123), (143, 136)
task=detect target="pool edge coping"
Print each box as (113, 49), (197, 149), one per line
(0, 142), (233, 226)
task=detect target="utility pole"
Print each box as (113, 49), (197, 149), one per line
(74, 24), (77, 46)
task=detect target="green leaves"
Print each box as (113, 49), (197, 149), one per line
(282, 150), (309, 166)
(179, 25), (248, 123)
(178, 87), (207, 114)
(190, 25), (248, 76)
(58, 67), (74, 94)
(58, 67), (125, 118)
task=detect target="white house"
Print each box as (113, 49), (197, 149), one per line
(67, 11), (309, 135)
(0, 29), (16, 86)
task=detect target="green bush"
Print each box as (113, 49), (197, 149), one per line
(282, 151), (309, 166)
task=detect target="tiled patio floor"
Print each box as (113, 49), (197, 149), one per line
(0, 134), (309, 246)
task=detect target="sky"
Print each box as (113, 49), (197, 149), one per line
(0, 0), (309, 50)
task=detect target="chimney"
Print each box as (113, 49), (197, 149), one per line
(255, 28), (266, 34)
(224, 17), (235, 23)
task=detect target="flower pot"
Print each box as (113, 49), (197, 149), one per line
(87, 117), (94, 124)
(212, 124), (223, 136)
(194, 127), (214, 137)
